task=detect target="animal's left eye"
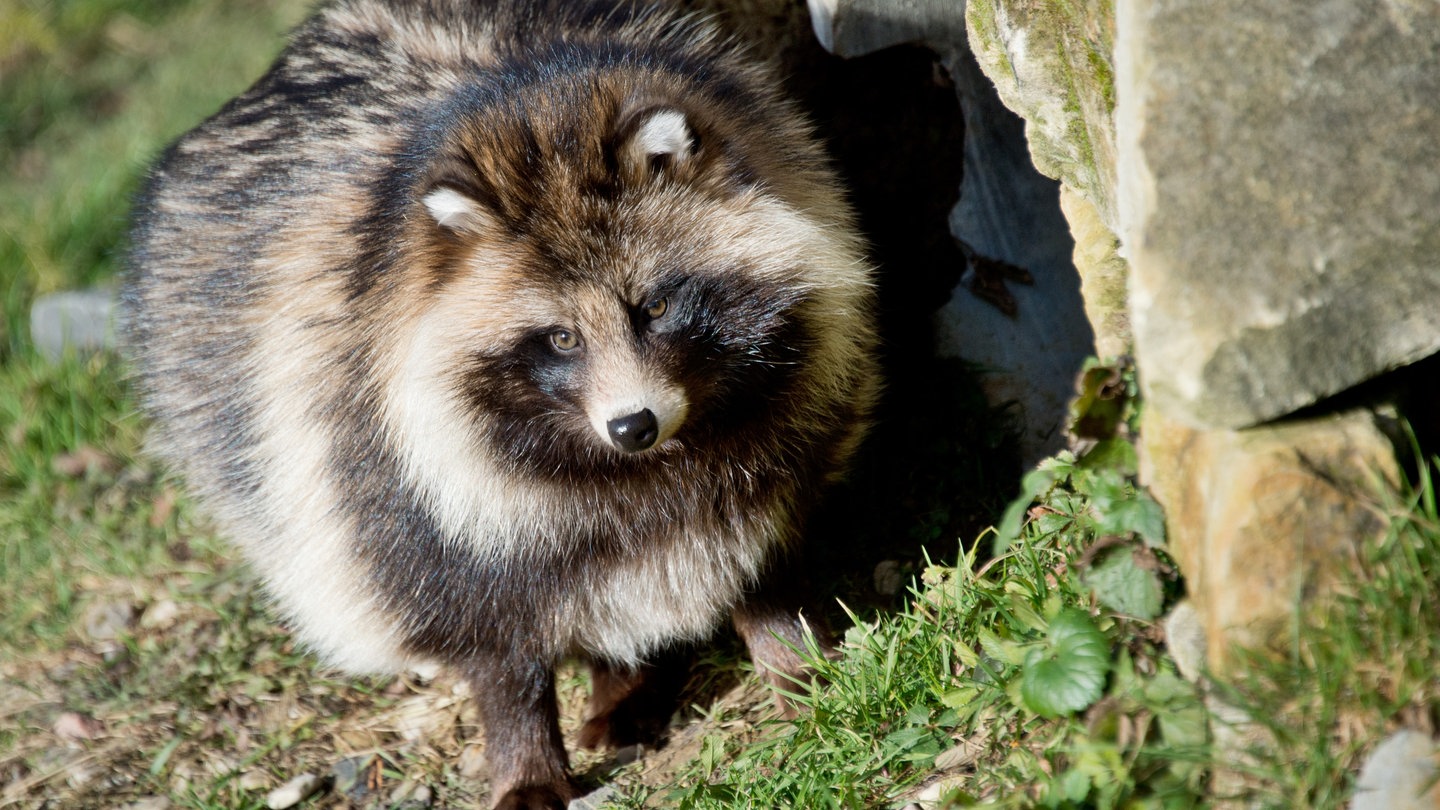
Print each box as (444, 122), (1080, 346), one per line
(549, 329), (582, 353)
(643, 297), (668, 320)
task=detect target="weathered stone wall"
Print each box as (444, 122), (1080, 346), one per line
(961, 0), (1436, 680)
(811, 0), (1438, 727)
(1117, 0), (1440, 430)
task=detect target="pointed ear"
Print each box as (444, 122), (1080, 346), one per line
(422, 185), (494, 234)
(618, 106), (696, 176)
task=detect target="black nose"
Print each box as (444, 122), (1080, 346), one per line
(607, 409), (659, 452)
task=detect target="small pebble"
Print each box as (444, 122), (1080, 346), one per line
(457, 744), (487, 778)
(266, 773), (322, 809)
(64, 759), (98, 788)
(121, 797), (172, 810)
(53, 711), (104, 742)
(1162, 601), (1206, 683)
(569, 786), (616, 810)
(140, 599), (181, 630)
(237, 770), (270, 791)
(330, 754), (375, 802)
(82, 600), (136, 642)
(915, 774), (967, 805)
(388, 779), (434, 808)
(51, 446), (119, 478)
(30, 289), (117, 360)
(873, 560), (904, 596)
(1351, 729), (1440, 810)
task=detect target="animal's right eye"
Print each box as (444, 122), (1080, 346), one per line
(549, 329), (582, 353)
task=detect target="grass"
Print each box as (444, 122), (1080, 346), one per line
(1210, 451), (1440, 808)
(4, 1), (1438, 809)
(0, 0), (308, 643)
(0, 0), (308, 350)
(622, 368), (1439, 809)
(640, 427), (1211, 809)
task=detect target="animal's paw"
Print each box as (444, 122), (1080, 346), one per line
(579, 655), (688, 750)
(578, 696), (673, 750)
(492, 783), (574, 810)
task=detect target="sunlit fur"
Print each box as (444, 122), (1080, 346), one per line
(123, 0), (878, 805)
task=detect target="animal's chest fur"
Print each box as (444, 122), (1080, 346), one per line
(559, 513), (778, 666)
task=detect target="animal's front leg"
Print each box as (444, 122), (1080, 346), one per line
(465, 654), (576, 810)
(732, 575), (836, 718)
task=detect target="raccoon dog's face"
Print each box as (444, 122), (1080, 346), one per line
(387, 75), (849, 480)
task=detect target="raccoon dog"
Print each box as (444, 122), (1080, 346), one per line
(123, 0), (878, 805)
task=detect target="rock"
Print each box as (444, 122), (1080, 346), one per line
(569, 785), (617, 810)
(266, 773), (322, 809)
(120, 797), (172, 810)
(52, 711), (104, 742)
(457, 743), (487, 779)
(914, 774), (967, 807)
(933, 735), (985, 771)
(805, 0), (970, 58)
(64, 758), (98, 789)
(330, 754), (376, 803)
(30, 289), (118, 361)
(388, 779), (433, 808)
(1161, 601), (1206, 684)
(51, 446), (120, 478)
(966, 0), (1119, 229)
(139, 599), (181, 630)
(82, 599), (136, 642)
(237, 770), (270, 791)
(1118, 0), (1440, 429)
(1205, 694), (1270, 804)
(612, 744), (643, 766)
(872, 560), (904, 597)
(1351, 730), (1440, 810)
(1060, 187), (1130, 360)
(1140, 406), (1399, 673)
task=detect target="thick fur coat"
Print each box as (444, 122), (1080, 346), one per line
(123, 0), (878, 806)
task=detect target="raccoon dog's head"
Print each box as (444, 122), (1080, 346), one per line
(381, 54), (870, 481)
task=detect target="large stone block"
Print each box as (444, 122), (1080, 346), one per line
(1140, 407), (1398, 671)
(1118, 0), (1440, 429)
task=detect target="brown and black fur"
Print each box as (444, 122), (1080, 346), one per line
(122, 1), (878, 806)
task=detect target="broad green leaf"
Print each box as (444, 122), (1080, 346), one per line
(1097, 493), (1168, 546)
(993, 453), (1077, 555)
(976, 626), (1027, 667)
(1005, 592), (1049, 633)
(1078, 437), (1138, 476)
(940, 686), (981, 709)
(1084, 547), (1164, 620)
(1020, 609), (1110, 717)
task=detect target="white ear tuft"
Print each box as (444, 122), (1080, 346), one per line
(634, 108), (694, 162)
(422, 186), (491, 233)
